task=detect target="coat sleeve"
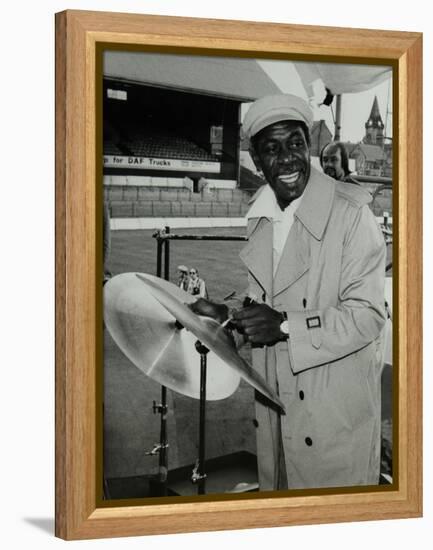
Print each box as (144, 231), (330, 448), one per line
(285, 204), (387, 373)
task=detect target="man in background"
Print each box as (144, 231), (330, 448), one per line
(177, 265), (189, 292)
(187, 267), (207, 298)
(320, 141), (359, 184)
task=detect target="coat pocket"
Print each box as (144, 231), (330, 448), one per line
(327, 351), (377, 433)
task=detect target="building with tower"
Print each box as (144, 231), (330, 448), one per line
(351, 95), (392, 177)
(364, 95), (385, 146)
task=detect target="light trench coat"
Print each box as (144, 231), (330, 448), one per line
(239, 167), (386, 490)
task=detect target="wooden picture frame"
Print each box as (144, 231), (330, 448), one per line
(55, 9), (422, 540)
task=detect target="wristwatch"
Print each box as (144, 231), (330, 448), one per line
(279, 311), (289, 339)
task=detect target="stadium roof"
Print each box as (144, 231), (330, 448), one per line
(103, 51), (281, 102)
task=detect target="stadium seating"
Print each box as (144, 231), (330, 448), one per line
(134, 202), (154, 217)
(122, 187), (139, 201)
(169, 202), (182, 216)
(104, 124), (220, 163)
(194, 202), (213, 217)
(215, 189), (234, 202)
(232, 189), (249, 203)
(105, 186), (124, 201)
(180, 201), (196, 216)
(189, 191), (205, 202)
(105, 184), (253, 219)
(103, 125), (255, 220)
(228, 203), (247, 216)
(103, 140), (123, 155)
(160, 189), (182, 201)
(152, 202), (174, 217)
(109, 201), (136, 218)
(211, 203), (230, 217)
(139, 187), (165, 200)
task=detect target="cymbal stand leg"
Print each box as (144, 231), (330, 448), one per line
(192, 341), (209, 495)
(145, 398), (169, 495)
(159, 228), (171, 494)
(164, 226), (170, 281)
(158, 386), (168, 494)
(150, 228), (171, 496)
(156, 237), (163, 279)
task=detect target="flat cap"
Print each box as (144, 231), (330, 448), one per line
(243, 93), (314, 141)
(177, 265), (188, 273)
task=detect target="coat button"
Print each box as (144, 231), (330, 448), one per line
(299, 391), (304, 400)
(305, 437), (313, 446)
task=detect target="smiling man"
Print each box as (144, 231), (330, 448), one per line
(192, 94), (387, 491)
(251, 119), (310, 208)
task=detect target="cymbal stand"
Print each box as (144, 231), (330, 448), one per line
(192, 340), (209, 495)
(146, 226), (171, 496)
(149, 226), (248, 496)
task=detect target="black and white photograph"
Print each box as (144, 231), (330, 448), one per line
(101, 49), (393, 501)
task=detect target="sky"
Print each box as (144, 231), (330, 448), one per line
(257, 59), (392, 144)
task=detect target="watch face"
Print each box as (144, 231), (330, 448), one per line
(280, 320), (289, 335)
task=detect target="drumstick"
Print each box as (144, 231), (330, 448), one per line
(221, 317), (234, 328)
(221, 296), (257, 328)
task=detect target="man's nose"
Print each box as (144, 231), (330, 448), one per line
(278, 146), (294, 163)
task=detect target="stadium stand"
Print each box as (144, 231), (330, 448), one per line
(106, 192), (252, 219)
(109, 201), (135, 218)
(127, 133), (219, 162)
(179, 202), (196, 217)
(137, 187), (162, 200)
(152, 202), (174, 217)
(134, 202), (154, 217)
(160, 188), (188, 201)
(104, 120), (220, 163)
(228, 202), (249, 216)
(122, 187), (139, 201)
(105, 186), (124, 201)
(103, 140), (124, 156)
(104, 184), (253, 219)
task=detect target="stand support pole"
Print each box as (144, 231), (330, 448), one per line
(192, 341), (209, 495)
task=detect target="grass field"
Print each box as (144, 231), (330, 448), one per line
(104, 225), (393, 491)
(109, 226), (250, 302)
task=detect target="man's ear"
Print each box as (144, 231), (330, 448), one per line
(249, 144), (262, 173)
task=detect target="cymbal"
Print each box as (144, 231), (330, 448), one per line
(135, 273), (285, 412)
(104, 273), (240, 400)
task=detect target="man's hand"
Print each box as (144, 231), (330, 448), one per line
(189, 298), (229, 324)
(232, 304), (286, 346)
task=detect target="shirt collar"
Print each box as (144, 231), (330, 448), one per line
(246, 183), (303, 221)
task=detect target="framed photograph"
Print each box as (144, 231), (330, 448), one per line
(55, 10), (422, 540)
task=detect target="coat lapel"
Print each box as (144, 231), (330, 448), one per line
(273, 168), (336, 296)
(295, 166), (335, 241)
(239, 217), (273, 298)
(273, 222), (310, 297)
